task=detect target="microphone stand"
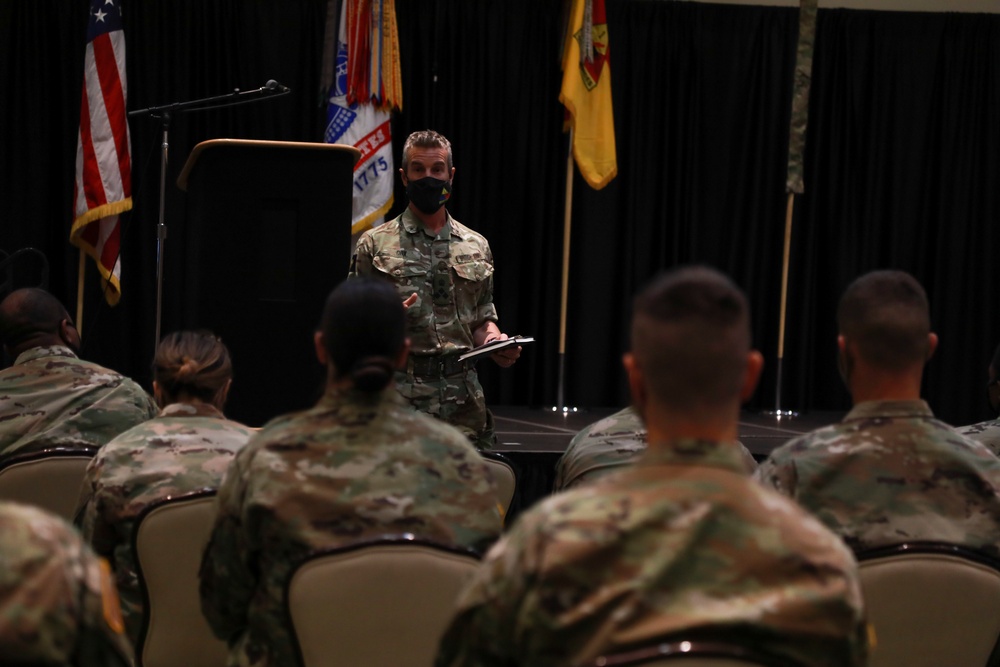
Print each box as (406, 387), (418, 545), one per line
(128, 83), (290, 356)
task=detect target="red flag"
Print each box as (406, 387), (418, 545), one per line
(71, 0), (132, 306)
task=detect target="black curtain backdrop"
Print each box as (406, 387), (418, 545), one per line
(3, 1), (1000, 429)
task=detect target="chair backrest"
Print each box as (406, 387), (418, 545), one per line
(0, 447), (96, 520)
(857, 542), (1000, 667)
(589, 640), (807, 667)
(286, 537), (481, 667)
(480, 450), (517, 516)
(132, 490), (227, 667)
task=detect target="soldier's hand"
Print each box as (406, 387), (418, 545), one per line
(402, 293), (418, 309)
(488, 333), (521, 368)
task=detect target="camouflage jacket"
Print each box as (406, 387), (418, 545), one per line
(199, 386), (503, 667)
(959, 418), (1000, 458)
(755, 400), (1000, 555)
(351, 208), (498, 356)
(554, 407), (758, 491)
(76, 400), (252, 644)
(0, 345), (158, 458)
(438, 438), (868, 667)
(0, 502), (133, 666)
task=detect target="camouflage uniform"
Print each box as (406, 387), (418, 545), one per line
(553, 407), (758, 491)
(0, 502), (133, 666)
(351, 208), (499, 447)
(76, 401), (252, 644)
(438, 438), (868, 667)
(755, 400), (1000, 555)
(0, 345), (157, 458)
(959, 419), (1000, 458)
(199, 386), (503, 667)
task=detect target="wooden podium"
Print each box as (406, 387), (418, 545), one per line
(177, 139), (361, 426)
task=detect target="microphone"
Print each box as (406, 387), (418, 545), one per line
(264, 79), (290, 93)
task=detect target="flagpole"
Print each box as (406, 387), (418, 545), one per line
(764, 0), (816, 421)
(76, 250), (86, 331)
(773, 191), (796, 416)
(555, 129), (575, 412)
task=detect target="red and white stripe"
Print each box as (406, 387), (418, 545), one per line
(72, 15), (131, 306)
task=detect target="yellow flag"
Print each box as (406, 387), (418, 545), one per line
(560, 0), (617, 190)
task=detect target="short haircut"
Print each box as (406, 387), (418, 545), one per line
(320, 277), (406, 392)
(631, 266), (751, 409)
(401, 129), (453, 173)
(152, 330), (233, 404)
(837, 270), (931, 371)
(0, 288), (70, 348)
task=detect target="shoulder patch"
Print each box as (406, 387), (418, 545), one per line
(98, 558), (125, 635)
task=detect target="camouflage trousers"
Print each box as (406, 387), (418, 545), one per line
(394, 368), (496, 448)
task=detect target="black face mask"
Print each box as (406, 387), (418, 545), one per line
(406, 176), (451, 214)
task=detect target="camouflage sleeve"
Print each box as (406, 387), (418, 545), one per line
(552, 453), (571, 492)
(752, 449), (798, 496)
(480, 245), (498, 325)
(436, 523), (535, 667)
(76, 453), (121, 565)
(80, 494), (118, 564)
(199, 447), (257, 643)
(737, 442), (759, 474)
(139, 388), (159, 419)
(350, 232), (375, 278)
(0, 505), (133, 667)
(74, 455), (101, 528)
(122, 379), (159, 420)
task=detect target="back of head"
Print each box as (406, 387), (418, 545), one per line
(320, 277), (405, 392)
(152, 330), (233, 406)
(0, 288), (71, 351)
(837, 270), (931, 372)
(632, 266), (751, 411)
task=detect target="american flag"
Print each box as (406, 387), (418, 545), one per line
(71, 0), (132, 306)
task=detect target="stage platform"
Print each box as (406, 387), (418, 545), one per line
(492, 406), (844, 458)
(490, 406), (845, 520)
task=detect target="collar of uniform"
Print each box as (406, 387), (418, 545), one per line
(843, 399), (933, 422)
(14, 344), (78, 365)
(317, 383), (406, 408)
(401, 207), (466, 241)
(638, 437), (749, 475)
(159, 401), (226, 419)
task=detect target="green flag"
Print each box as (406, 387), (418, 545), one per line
(786, 0), (818, 194)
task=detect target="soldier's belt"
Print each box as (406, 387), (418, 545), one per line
(408, 354), (471, 379)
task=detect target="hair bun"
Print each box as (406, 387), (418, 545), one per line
(350, 356), (394, 392)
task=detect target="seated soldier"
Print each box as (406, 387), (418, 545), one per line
(756, 270), (1000, 555)
(437, 266), (867, 667)
(959, 340), (1000, 457)
(554, 406), (757, 491)
(76, 330), (253, 644)
(0, 501), (133, 666)
(0, 287), (157, 458)
(199, 277), (503, 667)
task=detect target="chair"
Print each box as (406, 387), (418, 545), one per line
(286, 536), (482, 667)
(0, 447), (97, 520)
(856, 542), (1000, 667)
(588, 640), (807, 667)
(132, 489), (227, 667)
(480, 450), (517, 517)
